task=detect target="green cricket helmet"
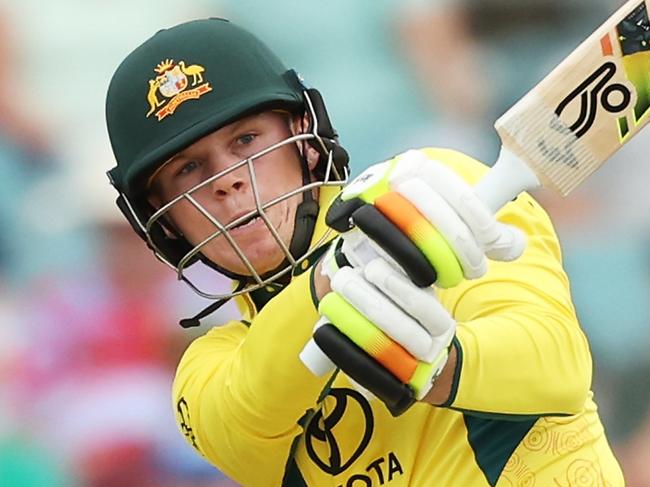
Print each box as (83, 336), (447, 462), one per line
(105, 18), (348, 313)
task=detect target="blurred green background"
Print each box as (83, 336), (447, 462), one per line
(1, 1), (648, 486)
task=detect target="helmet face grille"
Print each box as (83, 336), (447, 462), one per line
(144, 124), (347, 300)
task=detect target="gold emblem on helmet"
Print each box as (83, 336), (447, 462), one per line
(146, 59), (212, 121)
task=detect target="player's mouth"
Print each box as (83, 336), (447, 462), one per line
(229, 212), (266, 236)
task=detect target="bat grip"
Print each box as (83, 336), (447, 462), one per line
(300, 318), (336, 376)
(473, 146), (541, 213)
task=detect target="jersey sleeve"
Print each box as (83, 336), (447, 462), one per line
(422, 148), (592, 417)
(172, 268), (332, 486)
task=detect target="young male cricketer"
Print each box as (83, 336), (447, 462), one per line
(105, 18), (624, 487)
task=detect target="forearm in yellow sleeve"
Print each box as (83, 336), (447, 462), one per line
(172, 268), (333, 486)
(439, 192), (592, 417)
(451, 282), (592, 416)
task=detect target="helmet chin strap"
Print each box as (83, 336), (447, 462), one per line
(286, 155), (320, 264)
(179, 280), (246, 329)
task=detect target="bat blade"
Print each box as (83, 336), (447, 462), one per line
(475, 0), (650, 213)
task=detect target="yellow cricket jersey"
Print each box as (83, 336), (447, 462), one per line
(172, 148), (624, 486)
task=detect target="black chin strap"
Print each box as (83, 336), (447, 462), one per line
(179, 280), (247, 328)
(287, 152), (319, 260)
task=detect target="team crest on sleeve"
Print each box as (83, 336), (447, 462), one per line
(146, 58), (212, 121)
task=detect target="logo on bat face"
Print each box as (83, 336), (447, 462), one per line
(556, 4), (650, 142)
(146, 58), (212, 121)
(538, 7), (650, 171)
(555, 61), (632, 139)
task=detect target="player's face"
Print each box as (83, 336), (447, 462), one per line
(149, 111), (309, 276)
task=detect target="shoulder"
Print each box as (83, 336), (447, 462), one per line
(192, 320), (249, 347)
(177, 320), (250, 369)
(173, 320), (249, 410)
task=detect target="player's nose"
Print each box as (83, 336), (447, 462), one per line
(209, 158), (250, 199)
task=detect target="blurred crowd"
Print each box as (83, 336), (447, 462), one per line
(1, 1), (648, 486)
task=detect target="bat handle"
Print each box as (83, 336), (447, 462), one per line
(473, 146), (541, 213)
(300, 318), (336, 376)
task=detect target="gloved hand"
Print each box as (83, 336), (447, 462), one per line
(325, 149), (527, 288)
(312, 240), (456, 416)
(300, 149), (527, 415)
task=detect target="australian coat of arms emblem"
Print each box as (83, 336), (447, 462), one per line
(146, 59), (212, 121)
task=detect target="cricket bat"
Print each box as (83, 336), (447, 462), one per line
(475, 0), (650, 212)
(301, 0), (650, 376)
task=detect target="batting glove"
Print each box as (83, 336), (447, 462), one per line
(301, 240), (456, 416)
(326, 149), (527, 288)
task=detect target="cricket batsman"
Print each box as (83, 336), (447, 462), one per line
(105, 18), (624, 486)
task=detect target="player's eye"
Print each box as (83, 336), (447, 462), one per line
(236, 133), (257, 146)
(177, 160), (201, 177)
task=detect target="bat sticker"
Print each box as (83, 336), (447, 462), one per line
(555, 61), (632, 139)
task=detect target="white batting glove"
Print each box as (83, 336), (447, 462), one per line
(326, 149), (527, 288)
(302, 236), (456, 416)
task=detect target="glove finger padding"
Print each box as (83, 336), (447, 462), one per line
(324, 192), (439, 288)
(328, 267), (434, 360)
(313, 324), (415, 417)
(350, 204), (437, 287)
(362, 258), (456, 358)
(319, 269), (451, 401)
(318, 291), (420, 383)
(372, 191), (464, 288)
(324, 194), (366, 233)
(389, 150), (526, 262)
(393, 179), (487, 279)
(334, 149), (526, 289)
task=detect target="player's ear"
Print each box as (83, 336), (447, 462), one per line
(147, 186), (181, 239)
(289, 111), (320, 171)
(305, 145), (320, 171)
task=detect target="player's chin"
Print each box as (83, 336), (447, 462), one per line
(246, 246), (287, 276)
